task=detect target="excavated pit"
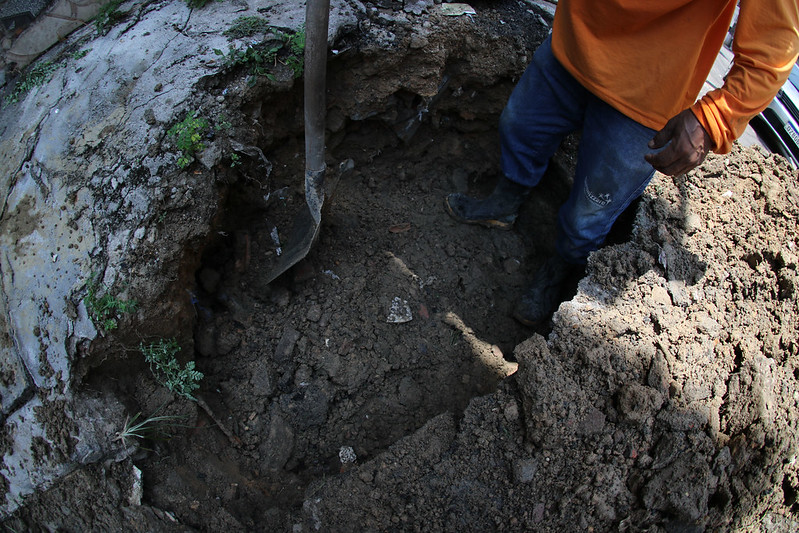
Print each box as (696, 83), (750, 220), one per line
(140, 30), (570, 530)
(44, 6), (566, 529)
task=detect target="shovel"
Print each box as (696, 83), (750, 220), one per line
(265, 0), (333, 284)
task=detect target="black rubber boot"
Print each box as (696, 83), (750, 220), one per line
(444, 176), (531, 230)
(513, 255), (582, 326)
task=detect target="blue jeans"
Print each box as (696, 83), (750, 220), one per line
(500, 35), (657, 264)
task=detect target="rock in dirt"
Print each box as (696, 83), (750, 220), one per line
(512, 458), (538, 483)
(386, 296), (413, 323)
(274, 327), (302, 363)
(259, 413), (295, 472)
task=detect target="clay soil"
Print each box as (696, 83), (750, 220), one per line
(6, 1), (799, 531)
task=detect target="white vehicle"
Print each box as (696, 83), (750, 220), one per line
(750, 63), (799, 168)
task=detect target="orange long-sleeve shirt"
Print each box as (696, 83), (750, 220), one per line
(551, 0), (799, 153)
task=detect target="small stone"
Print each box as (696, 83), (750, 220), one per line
(577, 407), (606, 435)
(259, 414), (294, 471)
(274, 328), (301, 363)
(503, 257), (521, 274)
(682, 380), (711, 402)
(648, 285), (672, 307)
(294, 364), (312, 386)
(386, 297), (412, 323)
(683, 212), (702, 234)
(513, 458), (538, 483)
(320, 351), (341, 378)
(695, 313), (721, 337)
(667, 280), (690, 307)
(398, 376), (422, 408)
(533, 502), (545, 522)
(503, 401), (520, 422)
(250, 360), (276, 396)
(339, 446), (357, 464)
(306, 303), (322, 322)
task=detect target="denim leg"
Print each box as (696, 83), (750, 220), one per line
(499, 35), (590, 188)
(556, 97), (657, 264)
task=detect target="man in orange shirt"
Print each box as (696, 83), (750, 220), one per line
(446, 0), (799, 326)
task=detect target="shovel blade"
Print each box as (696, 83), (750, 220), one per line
(264, 198), (322, 285)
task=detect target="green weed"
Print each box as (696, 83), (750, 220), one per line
(214, 116), (232, 132)
(140, 338), (203, 400)
(84, 272), (138, 332)
(94, 0), (126, 36)
(214, 25), (305, 84)
(282, 26), (305, 78)
(167, 111), (209, 168)
(229, 153), (241, 168)
(3, 61), (60, 107)
(215, 44), (280, 85)
(224, 16), (274, 39)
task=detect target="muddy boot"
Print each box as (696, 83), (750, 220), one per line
(513, 255), (581, 326)
(444, 176), (531, 230)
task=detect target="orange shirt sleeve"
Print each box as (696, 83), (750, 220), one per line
(691, 0), (799, 153)
(552, 0), (739, 132)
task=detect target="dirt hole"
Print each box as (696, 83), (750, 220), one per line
(86, 13), (639, 529)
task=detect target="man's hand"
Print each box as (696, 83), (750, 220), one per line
(645, 109), (713, 176)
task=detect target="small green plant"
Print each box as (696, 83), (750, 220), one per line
(215, 45), (280, 85)
(141, 338), (203, 400)
(84, 272), (138, 331)
(114, 410), (187, 447)
(72, 49), (91, 60)
(214, 116), (232, 132)
(214, 25), (305, 84)
(229, 152), (241, 168)
(167, 111), (209, 168)
(3, 60), (60, 107)
(94, 0), (126, 35)
(282, 26), (305, 79)
(224, 15), (274, 39)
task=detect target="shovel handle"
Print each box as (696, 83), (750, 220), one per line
(304, 0), (330, 174)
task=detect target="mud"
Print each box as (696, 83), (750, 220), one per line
(4, 1), (799, 531)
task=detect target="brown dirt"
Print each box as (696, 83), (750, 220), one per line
(5, 1), (799, 531)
